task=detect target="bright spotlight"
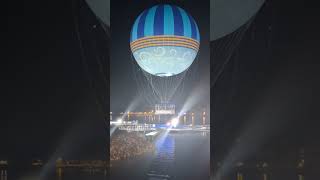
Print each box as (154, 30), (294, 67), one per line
(171, 118), (179, 128)
(117, 118), (123, 124)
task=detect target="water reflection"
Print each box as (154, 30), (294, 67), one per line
(147, 134), (175, 179)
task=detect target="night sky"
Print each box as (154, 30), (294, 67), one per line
(5, 0), (108, 170)
(4, 0), (320, 176)
(212, 0), (320, 170)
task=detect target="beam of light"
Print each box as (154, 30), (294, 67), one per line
(178, 75), (210, 118)
(110, 125), (118, 136)
(154, 129), (171, 154)
(153, 119), (178, 151)
(213, 76), (302, 180)
(110, 96), (141, 137)
(38, 118), (92, 179)
(154, 132), (175, 158)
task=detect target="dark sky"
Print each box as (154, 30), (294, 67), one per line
(4, 0), (320, 174)
(110, 0), (210, 113)
(212, 0), (320, 165)
(5, 0), (108, 169)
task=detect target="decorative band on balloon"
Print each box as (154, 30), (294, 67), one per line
(131, 42), (199, 52)
(131, 40), (199, 49)
(131, 41), (199, 49)
(131, 40), (199, 50)
(130, 35), (199, 46)
(131, 41), (199, 51)
(130, 35), (200, 52)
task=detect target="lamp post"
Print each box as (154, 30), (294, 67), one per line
(257, 161), (269, 180)
(191, 112), (195, 127)
(236, 162), (244, 180)
(0, 160), (8, 180)
(127, 111), (130, 121)
(202, 111), (206, 125)
(297, 149), (304, 180)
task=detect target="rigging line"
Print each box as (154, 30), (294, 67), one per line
(167, 71), (188, 102)
(228, 48), (240, 103)
(71, 0), (107, 122)
(213, 27), (242, 75)
(216, 34), (233, 59)
(131, 55), (156, 105)
(90, 29), (109, 77)
(170, 50), (198, 102)
(146, 75), (159, 102)
(164, 77), (168, 102)
(210, 17), (255, 127)
(144, 77), (157, 104)
(211, 19), (252, 89)
(146, 73), (163, 103)
(149, 75), (162, 101)
(177, 63), (193, 94)
(97, 19), (111, 39)
(212, 34), (241, 88)
(213, 31), (238, 73)
(213, 36), (228, 63)
(90, 35), (109, 97)
(150, 78), (161, 103)
(213, 28), (237, 69)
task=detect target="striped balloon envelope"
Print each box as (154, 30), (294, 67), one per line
(130, 4), (200, 77)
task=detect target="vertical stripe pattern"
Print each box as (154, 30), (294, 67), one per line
(137, 10), (149, 39)
(144, 6), (157, 36)
(130, 4), (200, 43)
(154, 5), (164, 36)
(172, 5), (184, 36)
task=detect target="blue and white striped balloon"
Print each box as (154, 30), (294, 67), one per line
(130, 4), (200, 77)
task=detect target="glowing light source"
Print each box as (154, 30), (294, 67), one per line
(117, 118), (123, 124)
(171, 118), (179, 128)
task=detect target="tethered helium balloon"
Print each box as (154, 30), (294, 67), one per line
(130, 4), (200, 77)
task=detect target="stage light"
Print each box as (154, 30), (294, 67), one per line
(171, 118), (179, 128)
(117, 118), (123, 124)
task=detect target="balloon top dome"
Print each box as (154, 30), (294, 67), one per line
(130, 4), (200, 48)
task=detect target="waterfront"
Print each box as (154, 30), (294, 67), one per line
(7, 170), (107, 180)
(110, 131), (210, 180)
(1, 131), (209, 180)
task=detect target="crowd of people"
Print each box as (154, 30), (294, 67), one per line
(110, 131), (155, 161)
